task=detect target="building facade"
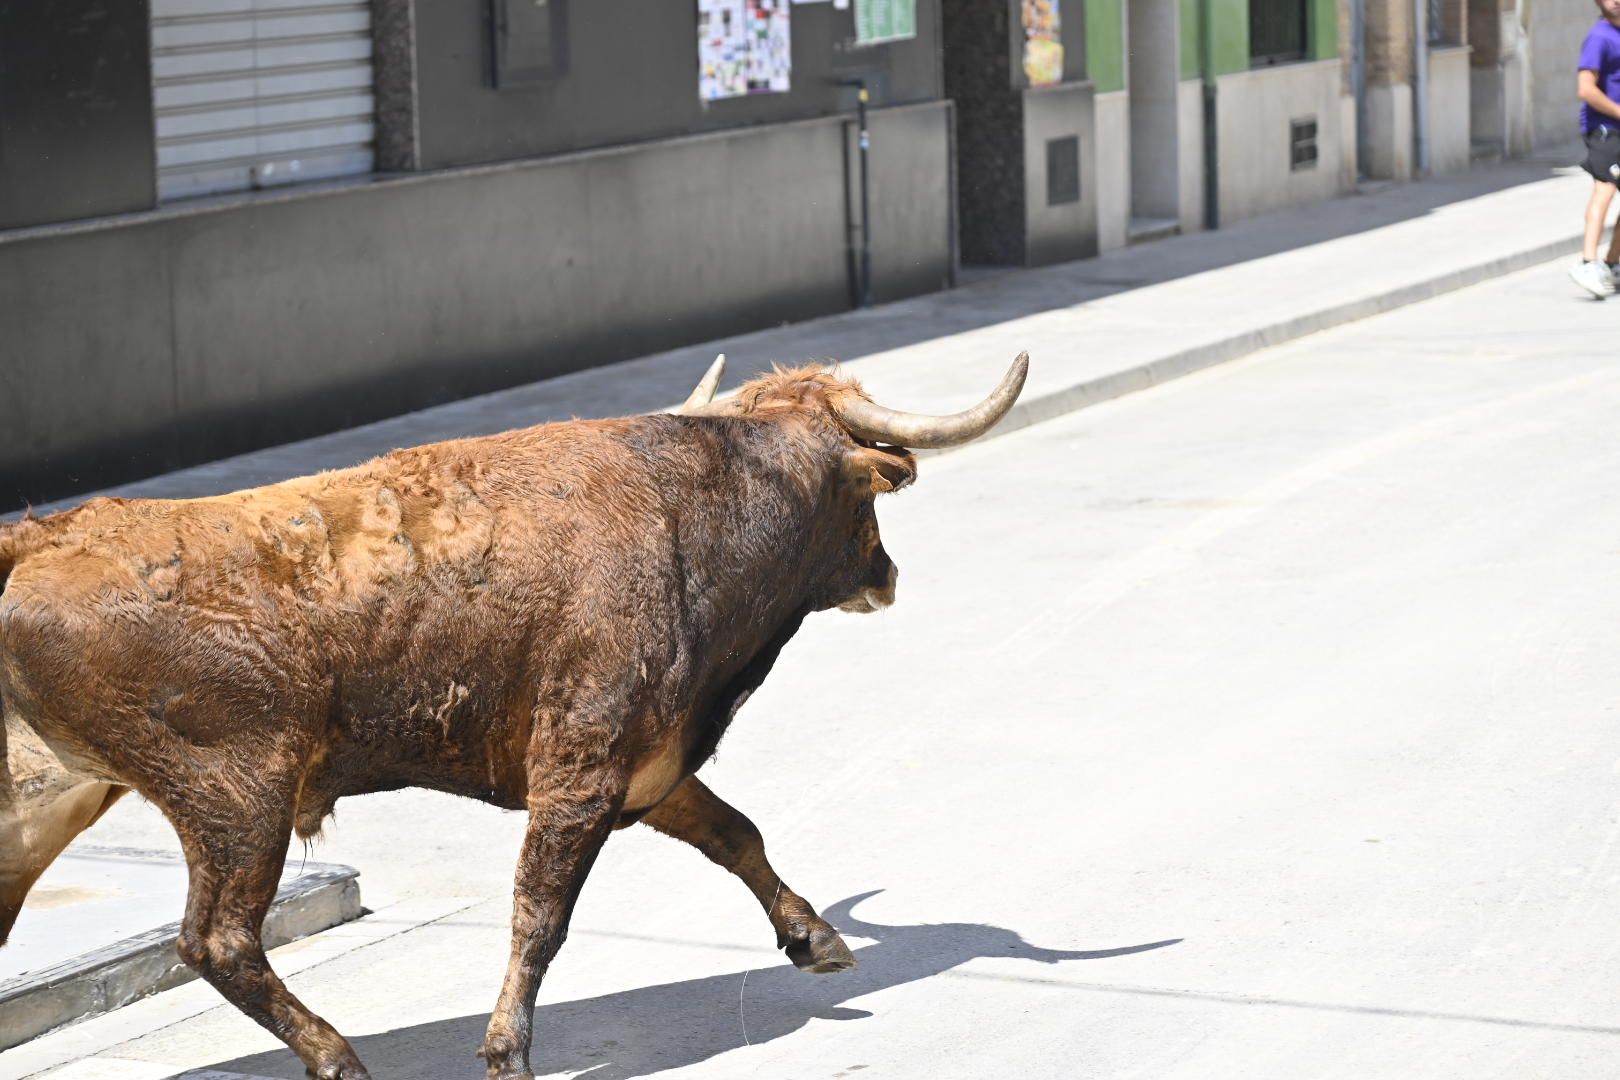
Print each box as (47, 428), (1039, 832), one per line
(0, 0), (1598, 509)
(0, 1), (955, 508)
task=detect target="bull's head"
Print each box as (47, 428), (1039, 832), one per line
(675, 352), (1029, 615)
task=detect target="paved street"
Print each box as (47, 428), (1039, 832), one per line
(16, 253), (1620, 1080)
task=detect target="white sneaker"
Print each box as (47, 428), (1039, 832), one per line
(1570, 259), (1614, 299)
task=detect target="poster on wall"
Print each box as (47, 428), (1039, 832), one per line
(1022, 0), (1063, 86)
(699, 0), (792, 101)
(854, 0), (914, 45)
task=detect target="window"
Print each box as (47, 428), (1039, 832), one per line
(1290, 116), (1318, 170)
(1249, 0), (1307, 66)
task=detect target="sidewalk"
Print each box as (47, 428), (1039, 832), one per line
(40, 152), (1595, 511)
(2, 152), (1603, 1071)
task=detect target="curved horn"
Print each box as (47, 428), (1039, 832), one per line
(673, 354), (726, 414)
(832, 352), (1028, 449)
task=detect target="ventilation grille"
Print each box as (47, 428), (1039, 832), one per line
(1290, 116), (1318, 171)
(1046, 136), (1080, 206)
(152, 0), (376, 202)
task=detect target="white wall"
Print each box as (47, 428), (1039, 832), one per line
(1427, 45), (1472, 175)
(1178, 79), (1205, 233)
(1528, 0), (1596, 149)
(1095, 89), (1131, 252)
(1366, 81), (1414, 180)
(1216, 59), (1349, 224)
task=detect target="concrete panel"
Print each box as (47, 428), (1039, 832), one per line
(1365, 81), (1415, 180)
(1177, 80), (1205, 234)
(1023, 83), (1100, 266)
(858, 104), (956, 303)
(1096, 91), (1131, 252)
(0, 0), (157, 229)
(1427, 45), (1473, 175)
(0, 227), (177, 505)
(1127, 0), (1181, 221)
(1215, 60), (1349, 224)
(0, 106), (952, 507)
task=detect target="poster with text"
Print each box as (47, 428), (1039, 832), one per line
(1022, 0), (1063, 86)
(699, 0), (792, 101)
(855, 0), (915, 45)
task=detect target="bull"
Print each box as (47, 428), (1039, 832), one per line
(0, 354), (1027, 1079)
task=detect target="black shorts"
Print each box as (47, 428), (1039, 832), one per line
(1584, 128), (1620, 185)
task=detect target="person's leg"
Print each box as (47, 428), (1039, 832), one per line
(1584, 179), (1615, 262)
(1604, 182), (1620, 266)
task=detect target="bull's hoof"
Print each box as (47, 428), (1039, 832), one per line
(477, 1036), (534, 1080)
(785, 925), (857, 974)
(305, 1063), (371, 1080)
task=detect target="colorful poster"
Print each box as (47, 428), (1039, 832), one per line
(854, 0), (915, 45)
(699, 0), (792, 101)
(1022, 0), (1063, 87)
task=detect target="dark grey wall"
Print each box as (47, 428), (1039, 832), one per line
(854, 103), (956, 304)
(412, 0), (945, 170)
(0, 0), (157, 229)
(0, 103), (952, 510)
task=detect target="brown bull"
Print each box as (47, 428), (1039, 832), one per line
(0, 354), (1027, 1080)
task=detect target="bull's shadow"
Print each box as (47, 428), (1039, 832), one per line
(210, 891), (1180, 1080)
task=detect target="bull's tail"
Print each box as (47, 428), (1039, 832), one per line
(0, 513), (127, 946)
(0, 717), (125, 945)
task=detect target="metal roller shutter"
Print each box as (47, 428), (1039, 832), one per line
(152, 0), (376, 202)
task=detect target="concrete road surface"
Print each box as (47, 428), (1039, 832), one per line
(20, 256), (1620, 1079)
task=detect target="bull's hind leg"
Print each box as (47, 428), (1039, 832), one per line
(168, 787), (370, 1080)
(0, 715), (126, 945)
(641, 777), (855, 974)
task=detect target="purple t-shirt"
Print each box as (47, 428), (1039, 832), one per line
(1580, 18), (1620, 134)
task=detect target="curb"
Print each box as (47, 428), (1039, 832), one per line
(930, 234), (1582, 456)
(0, 851), (362, 1051)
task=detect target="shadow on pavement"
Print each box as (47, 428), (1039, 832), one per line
(208, 891), (1180, 1080)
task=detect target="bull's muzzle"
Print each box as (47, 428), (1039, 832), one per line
(839, 564), (898, 614)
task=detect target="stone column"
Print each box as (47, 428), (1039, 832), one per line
(372, 0), (421, 173)
(1467, 0), (1530, 157)
(942, 0), (1026, 264)
(1363, 0), (1416, 177)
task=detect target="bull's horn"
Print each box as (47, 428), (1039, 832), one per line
(674, 354), (726, 414)
(832, 352), (1028, 449)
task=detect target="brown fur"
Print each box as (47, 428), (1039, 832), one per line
(0, 368), (917, 1080)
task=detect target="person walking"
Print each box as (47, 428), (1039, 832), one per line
(1572, 0), (1620, 298)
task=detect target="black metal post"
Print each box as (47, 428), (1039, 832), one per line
(856, 83), (872, 309)
(837, 77), (874, 308)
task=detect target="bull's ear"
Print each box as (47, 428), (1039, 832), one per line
(844, 445), (917, 494)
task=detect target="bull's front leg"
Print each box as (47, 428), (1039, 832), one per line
(480, 765), (625, 1080)
(641, 776), (855, 973)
